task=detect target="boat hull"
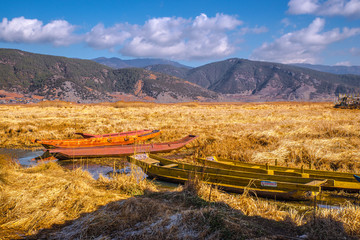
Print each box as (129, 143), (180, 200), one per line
(74, 129), (152, 139)
(128, 155), (322, 201)
(34, 130), (160, 149)
(47, 135), (198, 160)
(149, 154), (328, 185)
(196, 157), (360, 193)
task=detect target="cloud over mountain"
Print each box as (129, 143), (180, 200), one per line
(288, 0), (360, 18)
(251, 18), (360, 64)
(119, 13), (243, 60)
(0, 14), (244, 61)
(0, 17), (78, 46)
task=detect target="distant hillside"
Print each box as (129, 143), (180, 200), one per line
(92, 57), (191, 69)
(0, 49), (217, 103)
(144, 64), (189, 79)
(146, 58), (360, 101)
(185, 59), (360, 101)
(2, 49), (359, 103)
(92, 57), (133, 69)
(292, 63), (360, 76)
(111, 68), (217, 102)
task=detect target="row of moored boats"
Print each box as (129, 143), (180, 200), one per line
(33, 129), (360, 201)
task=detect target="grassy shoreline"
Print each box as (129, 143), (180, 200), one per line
(1, 156), (359, 239)
(1, 101), (360, 239)
(1, 101), (359, 172)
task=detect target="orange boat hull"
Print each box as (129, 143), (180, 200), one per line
(46, 135), (198, 160)
(34, 130), (160, 149)
(74, 129), (152, 139)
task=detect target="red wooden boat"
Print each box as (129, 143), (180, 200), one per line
(46, 135), (198, 160)
(74, 129), (152, 139)
(33, 130), (160, 149)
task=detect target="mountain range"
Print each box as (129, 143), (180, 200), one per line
(292, 63), (360, 76)
(146, 59), (360, 101)
(0, 49), (216, 103)
(1, 48), (360, 103)
(93, 57), (190, 69)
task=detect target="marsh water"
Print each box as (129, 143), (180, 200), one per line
(1, 148), (358, 208)
(0, 148), (179, 189)
(0, 148), (122, 179)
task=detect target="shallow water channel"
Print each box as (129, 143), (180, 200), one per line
(0, 148), (117, 179)
(0, 148), (179, 189)
(1, 148), (359, 208)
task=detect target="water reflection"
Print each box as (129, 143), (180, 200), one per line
(0, 148), (44, 167)
(0, 148), (128, 180)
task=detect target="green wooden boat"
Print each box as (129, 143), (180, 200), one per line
(128, 154), (327, 201)
(195, 156), (360, 193)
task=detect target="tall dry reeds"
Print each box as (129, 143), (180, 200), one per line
(1, 102), (360, 238)
(32, 178), (360, 239)
(0, 157), (155, 239)
(1, 102), (360, 171)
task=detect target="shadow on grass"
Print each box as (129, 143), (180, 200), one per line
(26, 187), (355, 240)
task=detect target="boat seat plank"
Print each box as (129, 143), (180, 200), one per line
(305, 180), (328, 186)
(143, 158), (160, 165)
(162, 163), (178, 168)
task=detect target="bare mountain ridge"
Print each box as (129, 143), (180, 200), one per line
(93, 57), (191, 69)
(145, 58), (360, 101)
(292, 63), (360, 76)
(1, 48), (359, 103)
(0, 49), (217, 103)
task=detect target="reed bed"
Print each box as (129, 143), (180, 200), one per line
(0, 155), (155, 239)
(0, 154), (359, 239)
(1, 101), (360, 239)
(29, 178), (360, 239)
(1, 101), (359, 172)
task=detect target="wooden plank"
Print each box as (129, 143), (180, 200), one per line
(214, 157), (358, 182)
(305, 180), (328, 186)
(142, 158), (160, 165)
(162, 163), (178, 168)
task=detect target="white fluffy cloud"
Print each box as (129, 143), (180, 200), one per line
(0, 14), (247, 60)
(251, 18), (360, 64)
(119, 13), (243, 60)
(288, 0), (360, 18)
(0, 17), (77, 46)
(85, 23), (132, 50)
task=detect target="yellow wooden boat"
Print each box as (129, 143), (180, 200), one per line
(196, 156), (360, 193)
(128, 154), (328, 201)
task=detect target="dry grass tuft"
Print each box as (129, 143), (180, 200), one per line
(0, 160), (155, 239)
(97, 165), (157, 195)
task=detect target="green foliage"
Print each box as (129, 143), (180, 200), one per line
(112, 68), (142, 92)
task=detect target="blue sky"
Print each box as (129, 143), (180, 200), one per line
(0, 0), (359, 67)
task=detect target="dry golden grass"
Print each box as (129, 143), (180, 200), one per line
(1, 101), (360, 239)
(27, 178), (360, 239)
(0, 155), (155, 239)
(1, 101), (359, 172)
